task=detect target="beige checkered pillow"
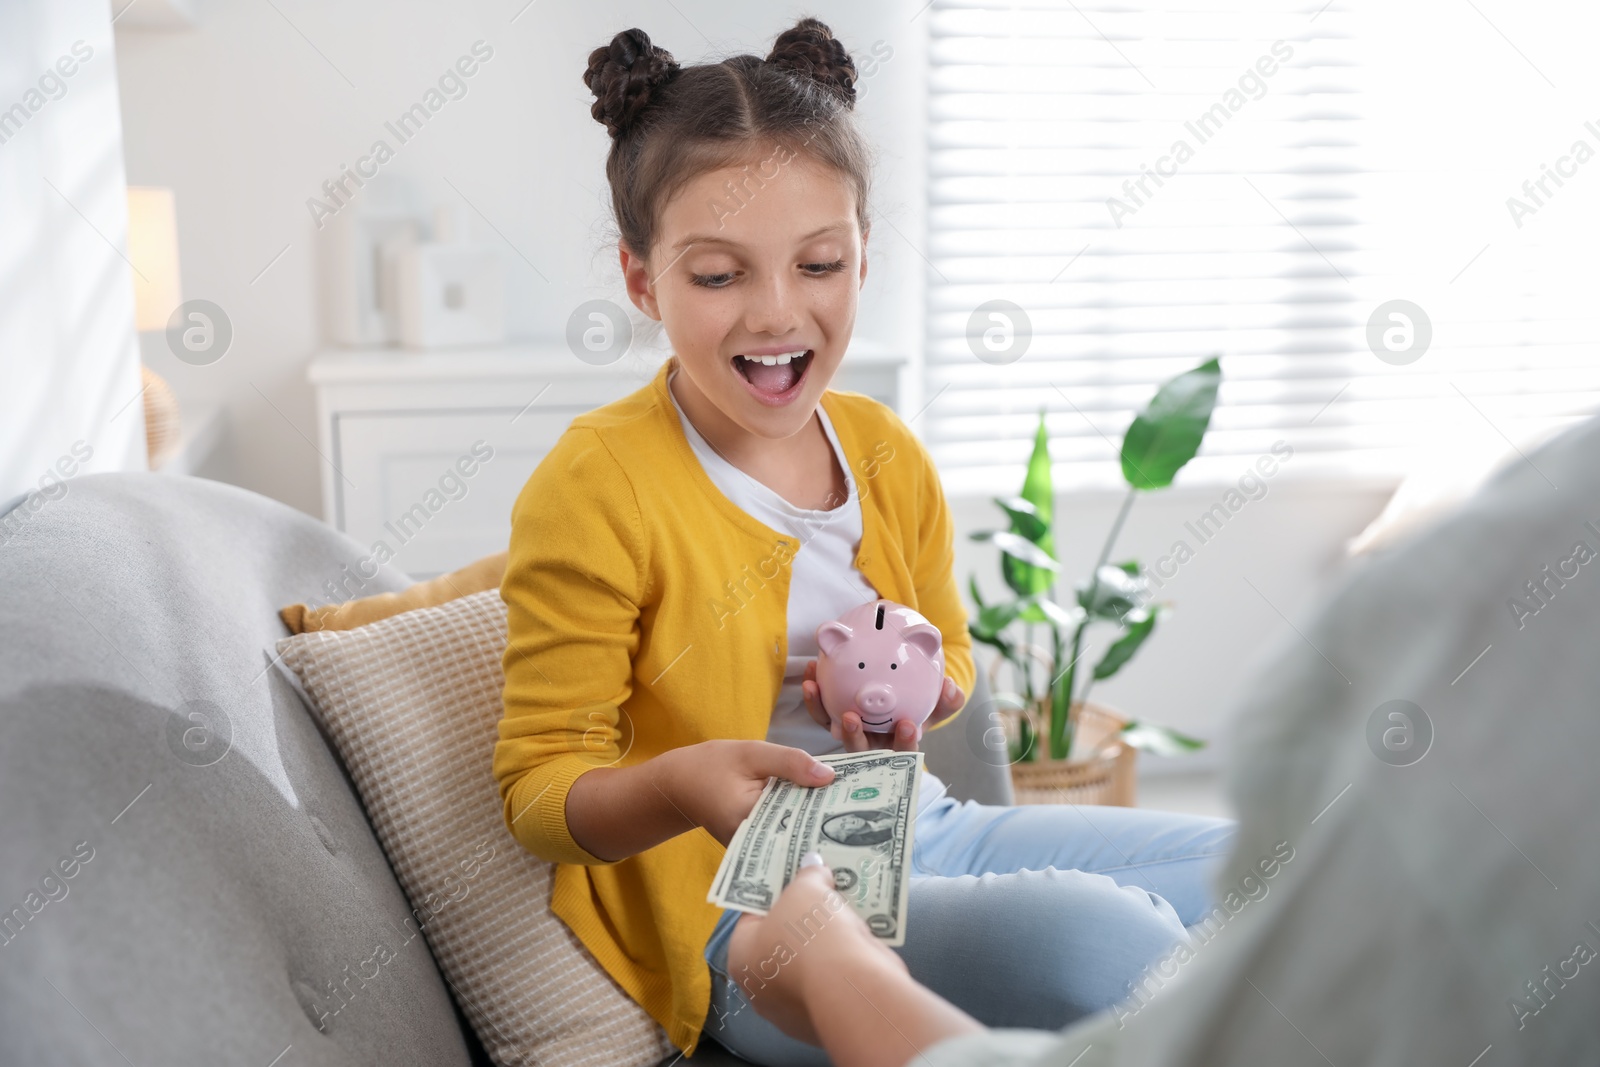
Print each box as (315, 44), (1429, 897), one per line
(275, 588), (675, 1067)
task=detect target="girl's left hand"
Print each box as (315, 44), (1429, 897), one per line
(801, 661), (965, 754)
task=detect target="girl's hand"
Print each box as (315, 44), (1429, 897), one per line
(727, 852), (908, 1045)
(801, 661), (966, 754)
(666, 740), (835, 847)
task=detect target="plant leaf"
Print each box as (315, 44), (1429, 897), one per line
(1119, 720), (1207, 757)
(1074, 564), (1149, 622)
(1003, 413), (1057, 598)
(986, 531), (1061, 572)
(1016, 599), (1049, 623)
(994, 495), (1048, 542)
(1018, 415), (1054, 527)
(1049, 672), (1074, 760)
(973, 601), (1023, 638)
(1121, 357), (1222, 490)
(1092, 609), (1159, 681)
(968, 574), (988, 612)
(995, 494), (1041, 516)
(967, 625), (1019, 666)
(1013, 711), (1038, 762)
(1029, 595), (1084, 631)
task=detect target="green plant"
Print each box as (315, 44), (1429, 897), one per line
(967, 357), (1222, 763)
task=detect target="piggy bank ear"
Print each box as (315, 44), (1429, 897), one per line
(817, 621), (853, 656)
(902, 622), (943, 662)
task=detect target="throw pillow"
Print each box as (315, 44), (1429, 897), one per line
(279, 551), (507, 634)
(275, 587), (674, 1067)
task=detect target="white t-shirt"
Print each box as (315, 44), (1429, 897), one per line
(667, 367), (878, 757)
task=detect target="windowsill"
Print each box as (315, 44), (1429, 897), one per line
(941, 464), (1405, 503)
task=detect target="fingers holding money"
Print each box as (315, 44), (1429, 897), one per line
(729, 855), (915, 1042)
(727, 856), (856, 1045)
(709, 751), (924, 946)
(672, 740), (838, 847)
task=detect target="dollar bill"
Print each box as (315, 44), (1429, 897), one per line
(707, 749), (923, 946)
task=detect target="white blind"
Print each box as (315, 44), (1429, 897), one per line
(923, 0), (1600, 493)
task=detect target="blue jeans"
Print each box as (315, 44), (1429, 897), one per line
(702, 772), (1237, 1066)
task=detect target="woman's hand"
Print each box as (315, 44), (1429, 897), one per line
(665, 740), (835, 847)
(726, 852), (909, 1045)
(802, 660), (966, 754)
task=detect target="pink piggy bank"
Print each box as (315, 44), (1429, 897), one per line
(815, 599), (945, 739)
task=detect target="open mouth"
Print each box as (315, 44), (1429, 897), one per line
(731, 349), (814, 406)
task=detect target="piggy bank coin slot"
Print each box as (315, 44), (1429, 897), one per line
(874, 603), (886, 630)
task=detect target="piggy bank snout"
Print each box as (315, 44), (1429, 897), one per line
(855, 684), (898, 715)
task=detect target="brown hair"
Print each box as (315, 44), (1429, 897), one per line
(582, 17), (874, 264)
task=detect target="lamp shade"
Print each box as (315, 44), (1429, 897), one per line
(127, 186), (183, 332)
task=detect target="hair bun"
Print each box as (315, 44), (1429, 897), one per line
(584, 28), (681, 138)
(765, 17), (857, 109)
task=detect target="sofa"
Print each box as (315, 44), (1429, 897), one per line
(0, 471), (1012, 1066)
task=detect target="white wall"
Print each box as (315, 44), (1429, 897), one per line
(0, 0), (144, 511)
(113, 0), (930, 517)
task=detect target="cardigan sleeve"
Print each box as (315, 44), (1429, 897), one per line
(494, 428), (646, 866)
(908, 429), (975, 730)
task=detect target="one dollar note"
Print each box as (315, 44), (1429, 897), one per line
(708, 749), (923, 946)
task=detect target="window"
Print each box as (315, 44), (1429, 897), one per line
(923, 0), (1600, 493)
(0, 2), (145, 500)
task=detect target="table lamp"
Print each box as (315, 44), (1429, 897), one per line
(126, 186), (184, 468)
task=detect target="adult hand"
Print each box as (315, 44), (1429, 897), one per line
(665, 740), (835, 847)
(726, 852), (910, 1045)
(801, 660), (966, 754)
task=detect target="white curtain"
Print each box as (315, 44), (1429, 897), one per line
(0, 0), (144, 509)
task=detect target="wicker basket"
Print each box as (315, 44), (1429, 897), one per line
(1008, 701), (1138, 806)
(980, 641), (1141, 807)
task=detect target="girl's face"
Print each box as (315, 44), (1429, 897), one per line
(621, 152), (867, 442)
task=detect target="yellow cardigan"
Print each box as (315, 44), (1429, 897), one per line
(494, 355), (975, 1056)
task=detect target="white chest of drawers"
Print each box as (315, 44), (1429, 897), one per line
(307, 343), (907, 578)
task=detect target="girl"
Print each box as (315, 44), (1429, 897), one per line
(494, 18), (1236, 1065)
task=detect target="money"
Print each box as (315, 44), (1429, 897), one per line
(707, 749), (923, 946)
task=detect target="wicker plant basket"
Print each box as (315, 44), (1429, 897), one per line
(984, 648), (1138, 805)
(1008, 701), (1138, 807)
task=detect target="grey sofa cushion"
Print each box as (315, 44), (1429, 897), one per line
(0, 472), (479, 1066)
(922, 668), (1014, 807)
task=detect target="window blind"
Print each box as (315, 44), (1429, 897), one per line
(922, 0), (1600, 493)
